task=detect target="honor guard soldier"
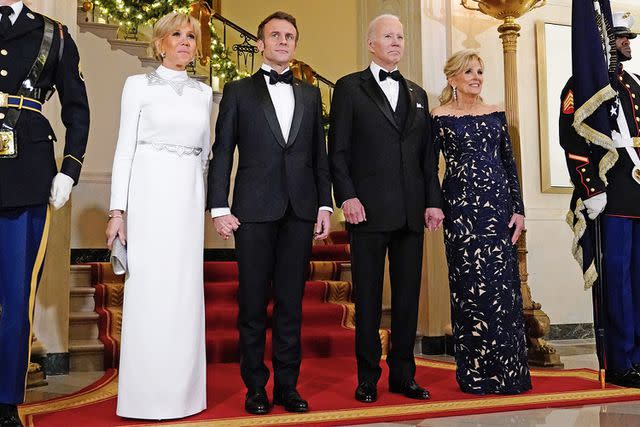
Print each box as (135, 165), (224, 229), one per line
(559, 12), (640, 388)
(0, 1), (89, 426)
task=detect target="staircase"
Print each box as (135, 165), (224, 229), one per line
(76, 8), (210, 80)
(68, 265), (104, 371)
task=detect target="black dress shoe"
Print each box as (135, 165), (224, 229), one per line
(0, 404), (23, 427)
(355, 381), (377, 403)
(273, 389), (308, 413)
(244, 389), (270, 415)
(389, 379), (431, 400)
(606, 368), (640, 388)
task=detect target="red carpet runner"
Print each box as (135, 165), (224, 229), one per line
(19, 235), (640, 425)
(20, 358), (640, 426)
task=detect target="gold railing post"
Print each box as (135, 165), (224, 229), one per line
(461, 0), (562, 367)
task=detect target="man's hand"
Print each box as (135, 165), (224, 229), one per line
(584, 193), (607, 220)
(213, 214), (240, 240)
(342, 198), (366, 224)
(508, 213), (525, 245)
(49, 173), (74, 210)
(314, 210), (331, 240)
(425, 207), (444, 231)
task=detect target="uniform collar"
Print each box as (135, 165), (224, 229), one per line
(3, 1), (23, 25)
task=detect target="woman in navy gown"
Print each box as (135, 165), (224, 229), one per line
(430, 50), (531, 395)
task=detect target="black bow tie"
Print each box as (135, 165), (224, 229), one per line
(262, 69), (294, 85)
(379, 69), (401, 82)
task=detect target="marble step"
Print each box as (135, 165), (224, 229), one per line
(78, 21), (120, 40)
(69, 312), (99, 341)
(108, 39), (150, 58)
(70, 264), (92, 288)
(69, 339), (104, 372)
(70, 287), (96, 313)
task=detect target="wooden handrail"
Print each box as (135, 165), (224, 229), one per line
(211, 12), (335, 89)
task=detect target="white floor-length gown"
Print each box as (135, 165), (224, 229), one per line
(109, 65), (212, 419)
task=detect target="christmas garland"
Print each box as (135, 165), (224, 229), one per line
(92, 0), (248, 81)
(93, 0), (191, 26)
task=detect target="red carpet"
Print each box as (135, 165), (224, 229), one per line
(26, 242), (638, 425)
(20, 358), (640, 426)
(90, 257), (355, 369)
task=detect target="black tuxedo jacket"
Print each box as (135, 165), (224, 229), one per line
(0, 7), (90, 209)
(207, 71), (332, 222)
(328, 68), (443, 232)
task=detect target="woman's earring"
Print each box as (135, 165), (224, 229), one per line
(160, 51), (166, 59)
(452, 86), (458, 102)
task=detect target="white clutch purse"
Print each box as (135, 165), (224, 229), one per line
(110, 238), (127, 275)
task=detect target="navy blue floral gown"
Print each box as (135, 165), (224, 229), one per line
(432, 111), (531, 394)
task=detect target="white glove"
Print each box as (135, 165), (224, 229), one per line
(49, 173), (74, 210)
(583, 193), (607, 220)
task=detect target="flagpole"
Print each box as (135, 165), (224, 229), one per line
(461, 0), (563, 367)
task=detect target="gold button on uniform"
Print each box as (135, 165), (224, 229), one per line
(633, 94), (637, 99)
(0, 50), (7, 56)
(581, 168), (587, 172)
(586, 178), (591, 182)
(636, 117), (640, 122)
(0, 70), (7, 77)
(626, 84), (631, 88)
(590, 188), (595, 192)
(0, 113), (4, 119)
(636, 105), (639, 110)
(47, 135), (52, 140)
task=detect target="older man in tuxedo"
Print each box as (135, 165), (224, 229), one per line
(207, 11), (332, 415)
(329, 14), (443, 403)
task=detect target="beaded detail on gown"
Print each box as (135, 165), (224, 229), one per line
(432, 111), (531, 394)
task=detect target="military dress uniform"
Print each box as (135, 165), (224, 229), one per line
(0, 0), (89, 416)
(560, 65), (640, 376)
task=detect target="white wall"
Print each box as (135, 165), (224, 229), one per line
(421, 0), (640, 325)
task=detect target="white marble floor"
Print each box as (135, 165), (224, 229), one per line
(25, 340), (640, 426)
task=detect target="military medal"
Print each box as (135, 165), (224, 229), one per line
(0, 130), (16, 158)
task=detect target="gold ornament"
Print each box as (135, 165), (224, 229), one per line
(82, 1), (93, 12)
(460, 0), (545, 20)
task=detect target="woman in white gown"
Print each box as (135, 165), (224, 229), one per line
(105, 12), (212, 420)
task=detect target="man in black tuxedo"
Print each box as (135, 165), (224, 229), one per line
(0, 2), (89, 426)
(329, 14), (444, 403)
(207, 11), (332, 415)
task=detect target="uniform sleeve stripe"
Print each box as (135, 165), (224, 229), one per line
(64, 154), (83, 166)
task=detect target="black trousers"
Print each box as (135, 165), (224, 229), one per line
(234, 207), (314, 392)
(350, 227), (424, 385)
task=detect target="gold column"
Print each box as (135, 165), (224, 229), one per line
(461, 0), (562, 367)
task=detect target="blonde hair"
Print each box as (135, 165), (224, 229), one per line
(151, 12), (202, 61)
(439, 49), (484, 105)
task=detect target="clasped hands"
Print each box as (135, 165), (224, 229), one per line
(342, 197), (444, 231)
(212, 210), (331, 241)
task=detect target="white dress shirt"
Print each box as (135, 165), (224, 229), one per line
(5, 1), (23, 25)
(261, 63), (295, 141)
(211, 63), (332, 219)
(370, 61), (400, 111)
